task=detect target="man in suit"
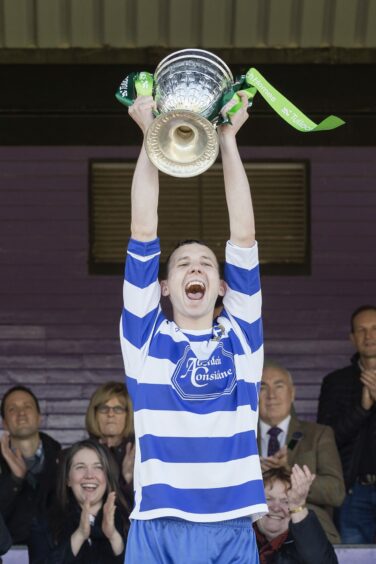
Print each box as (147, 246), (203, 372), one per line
(258, 360), (345, 544)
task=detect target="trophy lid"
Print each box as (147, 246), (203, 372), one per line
(153, 48), (234, 122)
(155, 49), (233, 84)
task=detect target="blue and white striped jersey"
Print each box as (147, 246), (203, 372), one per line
(120, 237), (267, 522)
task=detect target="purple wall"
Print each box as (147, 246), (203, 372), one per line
(0, 146), (375, 446)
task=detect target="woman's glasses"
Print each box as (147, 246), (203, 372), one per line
(96, 404), (127, 415)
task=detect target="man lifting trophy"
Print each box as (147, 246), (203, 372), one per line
(117, 50), (343, 564)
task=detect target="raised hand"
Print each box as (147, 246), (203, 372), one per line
(360, 368), (376, 408)
(218, 91), (250, 138)
(70, 497), (91, 556)
(0, 431), (27, 479)
(102, 491), (116, 540)
(77, 497), (92, 540)
(287, 464), (315, 510)
(102, 491), (124, 556)
(128, 96), (156, 134)
(122, 441), (135, 485)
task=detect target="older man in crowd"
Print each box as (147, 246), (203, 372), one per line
(317, 305), (376, 544)
(258, 361), (345, 543)
(0, 385), (60, 559)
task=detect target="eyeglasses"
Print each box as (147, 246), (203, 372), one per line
(96, 404), (127, 415)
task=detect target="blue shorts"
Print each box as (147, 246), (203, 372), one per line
(124, 517), (259, 564)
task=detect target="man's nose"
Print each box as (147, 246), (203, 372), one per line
(190, 264), (202, 273)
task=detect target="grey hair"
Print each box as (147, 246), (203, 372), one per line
(262, 359), (294, 386)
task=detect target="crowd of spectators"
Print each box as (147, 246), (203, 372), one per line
(0, 304), (375, 562)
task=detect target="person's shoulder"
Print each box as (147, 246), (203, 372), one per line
(296, 418), (335, 439)
(322, 363), (357, 385)
(40, 431), (61, 452)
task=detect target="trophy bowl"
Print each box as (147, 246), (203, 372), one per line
(145, 49), (234, 178)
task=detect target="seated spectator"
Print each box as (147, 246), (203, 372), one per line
(0, 512), (12, 557)
(85, 382), (135, 509)
(258, 361), (345, 543)
(0, 385), (60, 559)
(317, 305), (376, 544)
(45, 439), (129, 563)
(255, 465), (338, 564)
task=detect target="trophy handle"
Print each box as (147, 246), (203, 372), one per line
(115, 71), (154, 107)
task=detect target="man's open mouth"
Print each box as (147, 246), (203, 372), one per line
(185, 280), (206, 300)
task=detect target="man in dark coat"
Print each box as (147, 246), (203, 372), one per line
(317, 304), (376, 544)
(0, 385), (61, 559)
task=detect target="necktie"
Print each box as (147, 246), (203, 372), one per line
(267, 426), (282, 456)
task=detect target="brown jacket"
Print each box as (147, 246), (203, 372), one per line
(258, 412), (346, 544)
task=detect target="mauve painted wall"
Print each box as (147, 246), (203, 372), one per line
(0, 146), (375, 446)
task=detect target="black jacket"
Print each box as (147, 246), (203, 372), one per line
(317, 355), (376, 489)
(0, 432), (61, 546)
(44, 501), (126, 564)
(0, 512), (12, 557)
(256, 511), (338, 564)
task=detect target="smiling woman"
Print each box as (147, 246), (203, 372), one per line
(44, 440), (129, 564)
(255, 465), (338, 564)
(85, 382), (135, 510)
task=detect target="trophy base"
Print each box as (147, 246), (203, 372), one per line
(145, 110), (219, 178)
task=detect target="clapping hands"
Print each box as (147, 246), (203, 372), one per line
(260, 446), (289, 472)
(287, 464), (315, 511)
(0, 431), (27, 479)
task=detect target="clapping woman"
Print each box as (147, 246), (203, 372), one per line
(47, 440), (129, 563)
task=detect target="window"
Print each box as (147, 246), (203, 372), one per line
(90, 160), (309, 275)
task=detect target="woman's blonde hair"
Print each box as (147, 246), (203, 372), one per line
(85, 381), (134, 439)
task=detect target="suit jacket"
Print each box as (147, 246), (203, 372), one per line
(258, 413), (346, 544)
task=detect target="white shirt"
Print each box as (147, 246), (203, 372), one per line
(259, 415), (291, 457)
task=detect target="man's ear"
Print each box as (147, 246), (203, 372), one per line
(160, 280), (170, 297)
(349, 332), (356, 347)
(291, 385), (296, 403)
(218, 280), (227, 297)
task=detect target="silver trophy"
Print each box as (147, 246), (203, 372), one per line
(117, 49), (236, 178)
(147, 49), (233, 177)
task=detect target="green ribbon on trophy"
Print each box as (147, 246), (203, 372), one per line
(227, 67), (344, 132)
(116, 68), (344, 133)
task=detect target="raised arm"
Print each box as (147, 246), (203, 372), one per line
(128, 96), (159, 241)
(217, 92), (255, 248)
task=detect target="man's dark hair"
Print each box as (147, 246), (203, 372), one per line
(350, 305), (376, 333)
(160, 239), (221, 279)
(1, 385), (41, 419)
